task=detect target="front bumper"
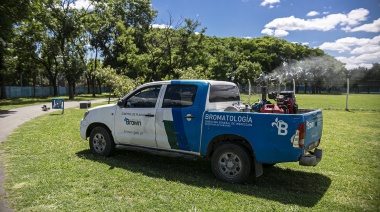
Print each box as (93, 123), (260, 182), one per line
(79, 119), (89, 140)
(299, 148), (322, 166)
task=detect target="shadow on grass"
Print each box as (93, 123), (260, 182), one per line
(76, 149), (331, 207)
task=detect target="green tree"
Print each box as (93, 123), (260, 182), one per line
(91, 0), (156, 72)
(84, 3), (109, 97)
(95, 66), (142, 98)
(0, 0), (32, 99)
(175, 19), (206, 71)
(233, 60), (262, 85)
(168, 66), (211, 80)
(362, 63), (380, 93)
(48, 0), (89, 99)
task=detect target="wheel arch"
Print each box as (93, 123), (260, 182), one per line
(86, 122), (113, 139)
(206, 134), (255, 158)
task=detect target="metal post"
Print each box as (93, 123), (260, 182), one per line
(345, 78), (349, 111)
(248, 79), (251, 105)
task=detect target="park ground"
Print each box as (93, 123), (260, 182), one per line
(0, 94), (379, 211)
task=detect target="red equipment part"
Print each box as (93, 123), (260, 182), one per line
(260, 104), (284, 114)
(286, 98), (295, 114)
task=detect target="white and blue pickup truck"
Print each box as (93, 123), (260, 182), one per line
(80, 80), (323, 183)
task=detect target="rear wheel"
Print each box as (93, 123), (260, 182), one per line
(211, 143), (252, 183)
(89, 127), (115, 157)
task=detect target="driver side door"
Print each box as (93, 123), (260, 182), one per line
(114, 85), (162, 147)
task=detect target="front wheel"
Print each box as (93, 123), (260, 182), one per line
(211, 143), (252, 184)
(89, 127), (115, 157)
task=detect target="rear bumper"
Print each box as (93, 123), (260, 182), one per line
(299, 148), (322, 166)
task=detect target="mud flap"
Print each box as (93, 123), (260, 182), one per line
(254, 158), (263, 177)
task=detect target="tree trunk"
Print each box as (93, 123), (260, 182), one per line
(73, 82), (76, 96)
(0, 53), (6, 99)
(33, 76), (36, 97)
(304, 83), (307, 94)
(87, 76), (90, 94)
(1, 73), (6, 99)
(53, 81), (58, 96)
(68, 79), (74, 100)
(97, 79), (102, 95)
(91, 76), (96, 97)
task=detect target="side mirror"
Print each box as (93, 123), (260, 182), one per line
(117, 100), (124, 107)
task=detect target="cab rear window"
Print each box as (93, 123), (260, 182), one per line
(209, 85), (240, 102)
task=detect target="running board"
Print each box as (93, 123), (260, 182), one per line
(115, 145), (198, 160)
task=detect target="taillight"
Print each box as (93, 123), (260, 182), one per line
(297, 122), (305, 148)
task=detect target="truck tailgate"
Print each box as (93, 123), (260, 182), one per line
(303, 109), (323, 151)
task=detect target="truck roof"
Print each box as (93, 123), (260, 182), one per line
(139, 80), (237, 87)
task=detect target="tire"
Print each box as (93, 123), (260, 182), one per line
(211, 143), (252, 184)
(89, 127), (115, 157)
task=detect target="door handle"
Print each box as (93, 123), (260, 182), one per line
(145, 114), (155, 117)
(184, 114), (195, 119)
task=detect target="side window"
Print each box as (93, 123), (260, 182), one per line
(162, 85), (197, 108)
(125, 85), (161, 108)
(209, 85), (240, 102)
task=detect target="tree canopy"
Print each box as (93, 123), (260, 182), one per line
(1, 0), (377, 99)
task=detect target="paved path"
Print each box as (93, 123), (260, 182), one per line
(0, 99), (113, 212)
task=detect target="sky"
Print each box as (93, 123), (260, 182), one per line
(151, 0), (380, 70)
(75, 0), (380, 70)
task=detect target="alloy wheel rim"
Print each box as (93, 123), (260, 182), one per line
(93, 133), (106, 153)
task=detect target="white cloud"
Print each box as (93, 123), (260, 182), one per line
(306, 11), (319, 17)
(261, 28), (288, 37)
(337, 59), (373, 69)
(344, 18), (380, 32)
(260, 0), (280, 7)
(345, 8), (369, 25)
(319, 36), (380, 53)
(261, 28), (274, 35)
(151, 24), (172, 29)
(336, 52), (380, 69)
(70, 0), (93, 10)
(321, 36), (380, 69)
(319, 42), (351, 53)
(292, 41), (310, 46)
(351, 45), (380, 55)
(274, 29), (289, 37)
(262, 8), (371, 37)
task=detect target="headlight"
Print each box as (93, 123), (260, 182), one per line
(83, 111), (90, 119)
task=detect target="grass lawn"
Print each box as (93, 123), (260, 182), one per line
(1, 94), (379, 211)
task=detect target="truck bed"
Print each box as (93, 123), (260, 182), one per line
(201, 109), (323, 164)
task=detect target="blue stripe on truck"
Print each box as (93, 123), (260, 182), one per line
(172, 108), (190, 151)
